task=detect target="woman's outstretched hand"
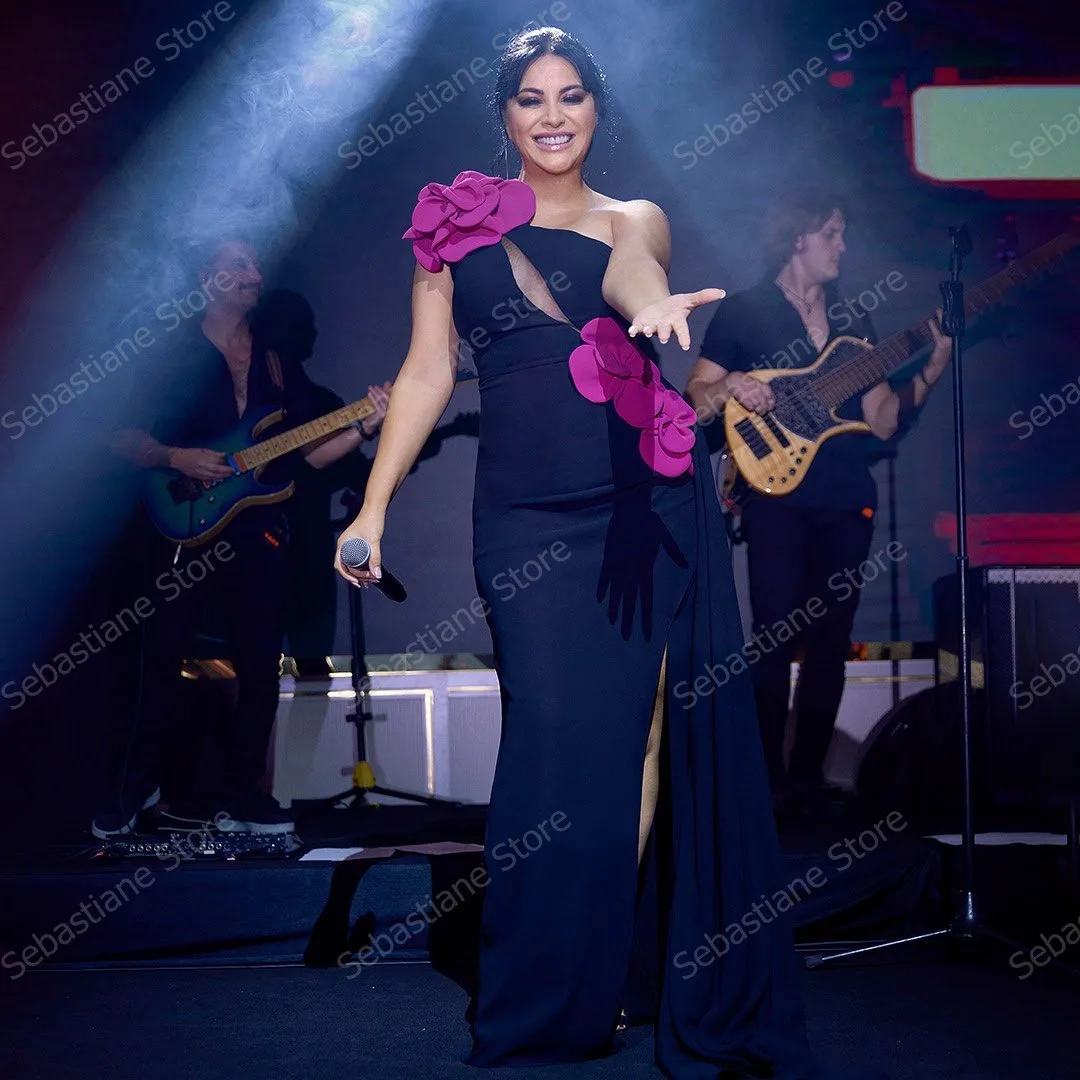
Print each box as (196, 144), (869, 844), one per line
(628, 289), (726, 350)
(334, 508), (386, 588)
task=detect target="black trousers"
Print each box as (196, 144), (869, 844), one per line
(740, 498), (875, 795)
(105, 516), (287, 810)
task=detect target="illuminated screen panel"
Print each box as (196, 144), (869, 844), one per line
(907, 83), (1080, 198)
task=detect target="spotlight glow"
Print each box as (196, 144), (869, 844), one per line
(0, 0), (437, 683)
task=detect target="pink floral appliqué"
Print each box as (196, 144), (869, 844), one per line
(569, 317), (696, 477)
(402, 170), (536, 272)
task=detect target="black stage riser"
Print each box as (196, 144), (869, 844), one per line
(0, 840), (941, 973)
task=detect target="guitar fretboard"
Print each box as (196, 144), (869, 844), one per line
(239, 398), (375, 470)
(813, 230), (1080, 407)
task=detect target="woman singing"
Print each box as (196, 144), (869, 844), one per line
(337, 26), (834, 1080)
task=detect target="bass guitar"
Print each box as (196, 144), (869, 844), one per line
(144, 395), (381, 546)
(724, 229), (1080, 496)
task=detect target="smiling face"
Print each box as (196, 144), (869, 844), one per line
(796, 209), (846, 283)
(204, 241), (263, 313)
(503, 53), (597, 176)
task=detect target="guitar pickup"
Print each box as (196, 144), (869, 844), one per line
(761, 413), (792, 448)
(167, 476), (201, 504)
(734, 418), (772, 460)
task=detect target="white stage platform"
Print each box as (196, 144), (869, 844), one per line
(269, 659), (936, 807)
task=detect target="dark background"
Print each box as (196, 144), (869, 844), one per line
(0, 0), (1077, 837)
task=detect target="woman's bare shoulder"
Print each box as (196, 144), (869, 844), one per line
(598, 199), (670, 248)
(597, 196), (668, 230)
(576, 194), (665, 247)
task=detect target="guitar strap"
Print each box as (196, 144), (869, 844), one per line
(264, 348), (285, 393)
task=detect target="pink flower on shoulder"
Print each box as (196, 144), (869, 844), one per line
(402, 171), (536, 272)
(569, 317), (696, 477)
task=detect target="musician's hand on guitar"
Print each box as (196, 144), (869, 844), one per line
(335, 510), (385, 588)
(168, 448), (234, 481)
(925, 309), (951, 383)
(728, 372), (774, 414)
(629, 289), (726, 351)
(360, 381), (392, 436)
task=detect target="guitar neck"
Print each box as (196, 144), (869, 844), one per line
(817, 230), (1080, 405)
(239, 398), (375, 469)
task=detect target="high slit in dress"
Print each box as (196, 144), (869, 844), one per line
(403, 176), (825, 1079)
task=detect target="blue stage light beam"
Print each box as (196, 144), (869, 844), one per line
(0, 0), (437, 691)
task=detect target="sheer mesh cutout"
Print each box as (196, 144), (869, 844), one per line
(500, 235), (574, 329)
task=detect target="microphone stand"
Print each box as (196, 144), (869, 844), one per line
(803, 226), (1079, 977)
(323, 488), (459, 810)
(943, 225), (979, 939)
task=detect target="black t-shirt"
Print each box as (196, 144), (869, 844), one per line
(699, 278), (880, 511)
(148, 325), (315, 446)
(130, 322), (320, 537)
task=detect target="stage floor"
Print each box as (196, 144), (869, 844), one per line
(1, 956), (1076, 1079)
(2, 803), (1079, 1079)
(0, 801), (946, 971)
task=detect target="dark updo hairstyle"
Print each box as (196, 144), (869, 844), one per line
(762, 188), (846, 275)
(492, 27), (609, 163)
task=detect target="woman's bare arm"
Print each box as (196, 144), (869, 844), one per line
(601, 200), (673, 318)
(603, 201), (724, 350)
(358, 263), (460, 514)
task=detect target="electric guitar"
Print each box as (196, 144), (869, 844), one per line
(143, 396), (382, 546)
(724, 229), (1080, 496)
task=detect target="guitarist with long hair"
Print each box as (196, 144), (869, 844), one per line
(686, 190), (950, 819)
(94, 239), (386, 839)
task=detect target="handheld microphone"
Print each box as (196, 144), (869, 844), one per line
(339, 537), (407, 603)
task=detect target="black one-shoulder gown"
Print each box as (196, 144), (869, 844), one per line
(453, 224), (823, 1079)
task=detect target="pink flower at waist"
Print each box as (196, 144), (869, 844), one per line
(569, 317), (696, 478)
